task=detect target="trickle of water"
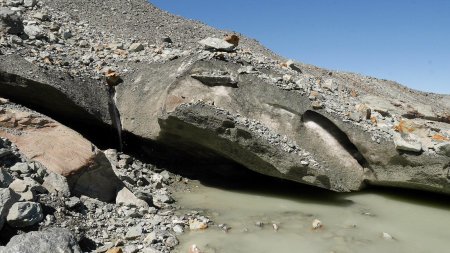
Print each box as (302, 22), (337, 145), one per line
(174, 182), (450, 253)
(108, 87), (123, 151)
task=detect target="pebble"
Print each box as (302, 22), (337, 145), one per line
(312, 219), (323, 229)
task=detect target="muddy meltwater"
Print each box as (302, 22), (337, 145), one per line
(173, 179), (450, 253)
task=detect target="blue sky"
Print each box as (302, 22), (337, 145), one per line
(150, 0), (450, 94)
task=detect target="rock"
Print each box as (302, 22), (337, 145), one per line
(143, 231), (156, 244)
(312, 219), (322, 229)
(173, 224), (184, 234)
(1, 228), (81, 253)
(165, 236), (178, 247)
(125, 225), (143, 240)
(129, 43), (144, 52)
(272, 223), (279, 231)
(6, 201), (43, 227)
(142, 248), (160, 253)
(189, 245), (201, 253)
(322, 79), (337, 91)
(0, 168), (13, 188)
(189, 219), (208, 230)
(198, 37), (236, 52)
(24, 24), (44, 39)
(311, 101), (324, 109)
(106, 248), (123, 253)
(0, 106), (123, 202)
(224, 34), (239, 46)
(9, 178), (29, 192)
(0, 188), (19, 230)
(9, 162), (31, 174)
(435, 142), (450, 157)
(0, 8), (23, 35)
(23, 0), (36, 7)
(116, 187), (149, 208)
(33, 12), (50, 21)
(393, 133), (422, 153)
(153, 192), (173, 204)
(42, 171), (71, 197)
(104, 69), (122, 86)
(285, 60), (302, 73)
(61, 30), (72, 39)
(5, 0), (22, 7)
(161, 36), (172, 43)
(382, 232), (394, 240)
(191, 71), (237, 87)
(65, 196), (81, 209)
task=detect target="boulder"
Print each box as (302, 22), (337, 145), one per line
(9, 162), (31, 174)
(6, 201), (43, 227)
(0, 105), (123, 202)
(0, 168), (13, 188)
(0, 228), (82, 253)
(0, 7), (24, 35)
(0, 188), (19, 230)
(116, 187), (149, 208)
(42, 171), (71, 197)
(198, 37), (235, 52)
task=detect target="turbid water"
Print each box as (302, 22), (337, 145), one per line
(173, 179), (450, 253)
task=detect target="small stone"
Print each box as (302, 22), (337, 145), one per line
(33, 12), (50, 21)
(125, 225), (143, 240)
(382, 232), (394, 240)
(189, 244), (201, 253)
(143, 231), (156, 244)
(23, 0), (36, 7)
(6, 201), (43, 227)
(255, 221), (264, 227)
(154, 192), (174, 204)
(42, 172), (71, 197)
(224, 34), (239, 46)
(129, 43), (144, 52)
(106, 247), (123, 253)
(161, 36), (172, 43)
(312, 219), (322, 229)
(104, 69), (122, 86)
(285, 60), (302, 73)
(65, 196), (81, 209)
(189, 219), (208, 230)
(272, 223), (279, 231)
(311, 101), (324, 109)
(9, 162), (31, 174)
(393, 133), (422, 153)
(173, 224), (184, 234)
(165, 236), (178, 247)
(322, 79), (337, 91)
(61, 30), (72, 39)
(24, 24), (44, 39)
(79, 40), (89, 47)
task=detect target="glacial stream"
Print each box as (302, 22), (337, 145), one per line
(174, 180), (450, 253)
